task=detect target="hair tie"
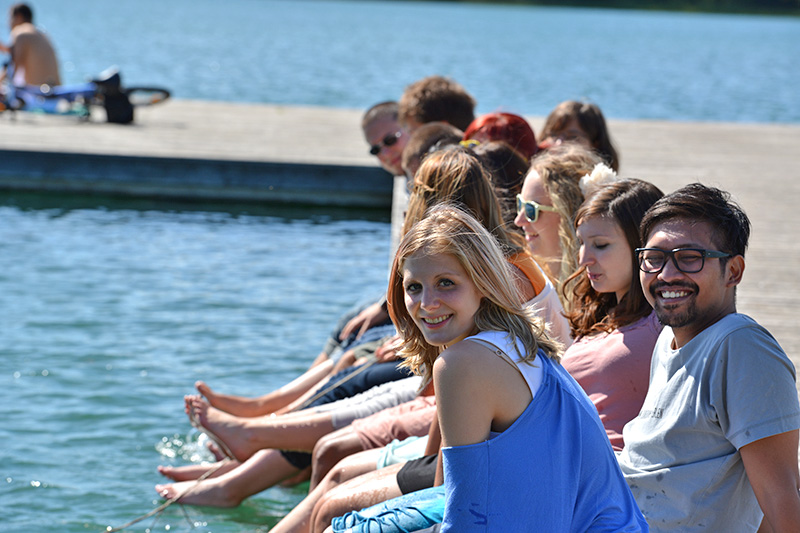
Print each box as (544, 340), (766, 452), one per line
(579, 163), (617, 198)
(460, 139), (480, 148)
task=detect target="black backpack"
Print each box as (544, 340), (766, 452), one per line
(93, 68), (134, 124)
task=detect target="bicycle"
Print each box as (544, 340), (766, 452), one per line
(0, 66), (170, 123)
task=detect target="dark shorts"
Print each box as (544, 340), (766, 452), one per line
(396, 454), (437, 495)
(324, 300), (395, 360)
(306, 360), (413, 408)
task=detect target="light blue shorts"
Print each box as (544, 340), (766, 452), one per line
(376, 435), (429, 470)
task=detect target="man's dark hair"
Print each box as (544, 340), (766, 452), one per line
(398, 75), (476, 131)
(11, 3), (33, 23)
(640, 183), (750, 258)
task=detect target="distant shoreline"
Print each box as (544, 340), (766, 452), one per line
(404, 0), (800, 17)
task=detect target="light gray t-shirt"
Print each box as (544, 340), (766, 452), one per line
(618, 313), (800, 532)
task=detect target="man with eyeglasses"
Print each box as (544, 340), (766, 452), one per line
(617, 183), (800, 532)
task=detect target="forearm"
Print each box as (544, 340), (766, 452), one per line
(424, 415), (441, 456)
(757, 492), (800, 533)
(433, 449), (444, 487)
(742, 430), (800, 533)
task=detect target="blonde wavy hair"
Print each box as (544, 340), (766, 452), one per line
(528, 143), (603, 304)
(388, 204), (561, 386)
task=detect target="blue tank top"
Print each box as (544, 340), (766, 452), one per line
(441, 331), (648, 532)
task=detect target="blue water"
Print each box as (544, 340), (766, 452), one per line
(20, 0), (800, 123)
(1, 195), (391, 532)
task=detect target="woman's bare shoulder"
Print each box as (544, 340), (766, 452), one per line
(434, 337), (519, 389)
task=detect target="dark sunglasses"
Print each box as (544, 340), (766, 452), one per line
(369, 131), (402, 156)
(516, 194), (557, 223)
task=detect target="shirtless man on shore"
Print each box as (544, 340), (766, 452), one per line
(0, 3), (60, 87)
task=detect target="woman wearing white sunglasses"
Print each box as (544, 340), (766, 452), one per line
(514, 143), (602, 308)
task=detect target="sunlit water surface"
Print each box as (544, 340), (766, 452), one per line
(0, 195), (390, 531)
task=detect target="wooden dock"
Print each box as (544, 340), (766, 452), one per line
(0, 100), (392, 207)
(1, 99), (799, 385)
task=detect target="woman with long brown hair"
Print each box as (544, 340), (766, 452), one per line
(561, 178), (664, 450)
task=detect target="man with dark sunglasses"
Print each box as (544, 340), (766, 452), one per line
(362, 101), (408, 177)
(617, 183), (800, 532)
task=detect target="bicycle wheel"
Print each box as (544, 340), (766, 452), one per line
(124, 87), (170, 107)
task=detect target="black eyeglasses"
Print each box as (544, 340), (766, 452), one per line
(635, 248), (731, 274)
(516, 194), (557, 223)
(369, 131), (402, 156)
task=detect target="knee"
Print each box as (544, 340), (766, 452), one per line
(333, 350), (356, 373)
(327, 460), (349, 486)
(310, 436), (334, 487)
(312, 493), (347, 533)
(312, 437), (341, 479)
(312, 449), (352, 492)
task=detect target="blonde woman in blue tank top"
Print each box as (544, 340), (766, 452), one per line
(379, 203), (647, 532)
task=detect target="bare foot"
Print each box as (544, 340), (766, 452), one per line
(195, 381), (268, 417)
(188, 396), (259, 462)
(184, 394), (203, 423)
(157, 460), (239, 482)
(207, 441), (227, 462)
(155, 478), (242, 508)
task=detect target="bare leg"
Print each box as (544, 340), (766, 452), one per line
(310, 349), (334, 368)
(187, 396), (336, 462)
(331, 350), (357, 374)
(310, 463), (404, 533)
(310, 428), (367, 489)
(195, 359), (334, 417)
(275, 352), (360, 415)
(157, 458), (239, 482)
(270, 448), (384, 533)
(154, 449), (299, 507)
(279, 466), (311, 487)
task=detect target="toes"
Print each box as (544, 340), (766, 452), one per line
(157, 466), (173, 478)
(188, 395), (207, 409)
(207, 442), (225, 461)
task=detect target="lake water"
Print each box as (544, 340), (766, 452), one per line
(21, 0), (800, 123)
(1, 194), (391, 532)
(2, 2), (799, 532)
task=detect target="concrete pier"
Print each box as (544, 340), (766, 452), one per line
(1, 99), (799, 383)
(0, 100), (392, 207)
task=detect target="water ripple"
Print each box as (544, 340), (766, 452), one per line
(1, 202), (390, 531)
